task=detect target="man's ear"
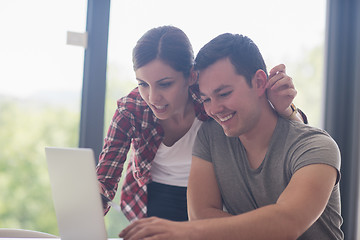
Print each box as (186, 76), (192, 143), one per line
(189, 67), (198, 86)
(252, 70), (268, 96)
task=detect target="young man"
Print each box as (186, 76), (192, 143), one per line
(119, 33), (343, 240)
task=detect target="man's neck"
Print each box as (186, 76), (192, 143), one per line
(239, 103), (278, 169)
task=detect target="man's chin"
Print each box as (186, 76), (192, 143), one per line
(222, 127), (238, 137)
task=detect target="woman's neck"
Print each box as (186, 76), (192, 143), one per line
(160, 97), (196, 147)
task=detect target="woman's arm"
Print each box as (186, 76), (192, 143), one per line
(266, 64), (307, 124)
(96, 108), (133, 213)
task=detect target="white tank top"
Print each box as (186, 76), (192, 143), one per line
(150, 118), (202, 187)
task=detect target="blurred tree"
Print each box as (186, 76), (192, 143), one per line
(0, 98), (79, 235)
(288, 44), (324, 127)
(103, 63), (136, 237)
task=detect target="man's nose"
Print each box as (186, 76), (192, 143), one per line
(209, 100), (224, 116)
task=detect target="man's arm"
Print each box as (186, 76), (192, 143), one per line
(187, 156), (231, 220)
(188, 159), (338, 239)
(119, 162), (337, 240)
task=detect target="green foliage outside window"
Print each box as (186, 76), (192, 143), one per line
(0, 99), (79, 235)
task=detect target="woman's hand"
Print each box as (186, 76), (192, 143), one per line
(266, 64), (297, 118)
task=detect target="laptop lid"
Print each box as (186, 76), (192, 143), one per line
(45, 147), (107, 240)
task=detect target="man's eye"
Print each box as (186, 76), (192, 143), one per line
(202, 98), (210, 103)
(220, 91), (232, 97)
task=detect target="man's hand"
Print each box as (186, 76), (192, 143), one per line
(119, 217), (196, 240)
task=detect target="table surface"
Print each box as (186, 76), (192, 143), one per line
(0, 239), (122, 240)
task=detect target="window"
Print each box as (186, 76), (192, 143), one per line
(1, 0), (333, 237)
(0, 0), (87, 235)
(104, 0), (327, 237)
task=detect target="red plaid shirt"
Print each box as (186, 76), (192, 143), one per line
(96, 85), (209, 222)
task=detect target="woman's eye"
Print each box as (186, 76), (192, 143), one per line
(138, 82), (148, 87)
(159, 82), (173, 88)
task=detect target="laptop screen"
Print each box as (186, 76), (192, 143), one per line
(45, 147), (108, 240)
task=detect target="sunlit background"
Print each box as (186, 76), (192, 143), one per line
(1, 0), (329, 237)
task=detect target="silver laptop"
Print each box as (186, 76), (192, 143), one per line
(45, 147), (108, 240)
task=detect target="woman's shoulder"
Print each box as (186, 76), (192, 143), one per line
(112, 88), (158, 127)
(189, 84), (210, 121)
(117, 88), (149, 112)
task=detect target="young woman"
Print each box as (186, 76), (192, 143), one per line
(96, 25), (306, 223)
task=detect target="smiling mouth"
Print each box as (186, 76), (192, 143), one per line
(153, 105), (166, 110)
(218, 113), (234, 122)
(151, 104), (168, 112)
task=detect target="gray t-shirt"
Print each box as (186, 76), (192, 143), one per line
(193, 117), (343, 240)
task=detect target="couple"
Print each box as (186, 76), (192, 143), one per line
(97, 26), (343, 239)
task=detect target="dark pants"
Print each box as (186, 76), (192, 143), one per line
(147, 181), (188, 221)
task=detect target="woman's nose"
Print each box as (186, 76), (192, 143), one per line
(149, 87), (161, 103)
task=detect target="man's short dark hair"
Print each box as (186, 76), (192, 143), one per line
(194, 33), (267, 86)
